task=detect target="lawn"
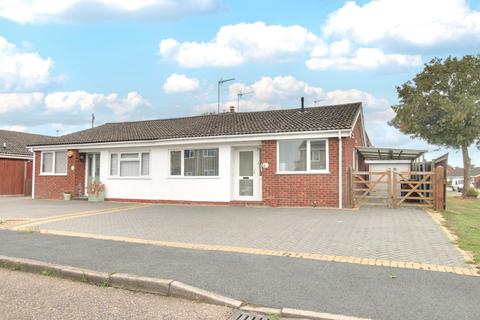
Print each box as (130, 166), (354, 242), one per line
(443, 196), (480, 265)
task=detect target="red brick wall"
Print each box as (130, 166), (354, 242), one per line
(34, 150), (85, 199)
(261, 119), (365, 208)
(261, 139), (340, 207)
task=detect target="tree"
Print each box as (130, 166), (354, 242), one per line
(390, 55), (480, 197)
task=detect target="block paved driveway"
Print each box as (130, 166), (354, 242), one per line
(0, 197), (135, 221)
(11, 200), (468, 268)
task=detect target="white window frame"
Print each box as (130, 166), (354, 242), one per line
(169, 148), (220, 178)
(108, 151), (150, 178)
(276, 139), (329, 174)
(40, 151), (68, 176)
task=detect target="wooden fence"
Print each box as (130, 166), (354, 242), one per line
(347, 166), (445, 212)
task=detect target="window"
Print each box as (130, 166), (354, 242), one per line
(170, 148), (219, 177)
(310, 140), (326, 170)
(41, 151), (67, 175)
(109, 152), (150, 177)
(278, 139), (328, 173)
(170, 151), (181, 176)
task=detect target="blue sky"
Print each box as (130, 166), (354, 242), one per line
(0, 0), (479, 166)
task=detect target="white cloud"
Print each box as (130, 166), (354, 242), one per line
(306, 47), (421, 71)
(0, 125), (27, 132)
(45, 91), (116, 112)
(323, 0), (480, 47)
(107, 91), (151, 115)
(159, 22), (321, 67)
(194, 75), (389, 113)
(163, 73), (199, 94)
(0, 36), (54, 90)
(45, 90), (150, 114)
(323, 89), (389, 109)
(0, 92), (44, 113)
(0, 0), (219, 24)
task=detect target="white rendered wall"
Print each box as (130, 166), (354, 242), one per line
(97, 144), (234, 202)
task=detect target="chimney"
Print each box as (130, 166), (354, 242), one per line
(300, 97), (305, 112)
(229, 106), (235, 113)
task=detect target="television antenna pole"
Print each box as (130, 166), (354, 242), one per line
(217, 78), (235, 113)
(237, 91), (253, 112)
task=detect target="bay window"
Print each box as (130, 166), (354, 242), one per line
(109, 152), (150, 177)
(170, 148), (219, 177)
(41, 151), (67, 175)
(278, 139), (328, 173)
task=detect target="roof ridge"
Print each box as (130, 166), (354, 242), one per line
(102, 102), (362, 126)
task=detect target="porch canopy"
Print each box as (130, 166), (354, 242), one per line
(356, 147), (426, 161)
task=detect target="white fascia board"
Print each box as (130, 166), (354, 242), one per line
(0, 153), (33, 160)
(30, 129), (352, 151)
(365, 160), (412, 164)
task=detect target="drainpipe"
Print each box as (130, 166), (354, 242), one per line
(31, 148), (35, 199)
(338, 131), (343, 208)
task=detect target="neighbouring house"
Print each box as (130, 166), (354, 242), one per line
(0, 129), (51, 196)
(447, 166), (480, 188)
(28, 102), (369, 208)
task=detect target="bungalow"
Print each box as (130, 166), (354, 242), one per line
(28, 102), (369, 207)
(0, 129), (50, 196)
(447, 166), (480, 189)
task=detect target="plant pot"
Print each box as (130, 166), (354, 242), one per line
(88, 191), (105, 202)
(63, 192), (72, 201)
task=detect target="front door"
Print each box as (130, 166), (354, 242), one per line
(235, 149), (260, 200)
(85, 153), (100, 195)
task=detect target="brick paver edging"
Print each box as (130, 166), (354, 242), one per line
(30, 228), (479, 277)
(0, 255), (369, 320)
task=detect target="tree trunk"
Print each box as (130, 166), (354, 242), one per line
(461, 142), (471, 197)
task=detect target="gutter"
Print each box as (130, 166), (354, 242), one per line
(31, 148), (35, 199)
(28, 129), (353, 151)
(338, 131), (343, 209)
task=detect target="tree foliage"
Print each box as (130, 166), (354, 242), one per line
(390, 55), (480, 197)
(390, 55), (480, 148)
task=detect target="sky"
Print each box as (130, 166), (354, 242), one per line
(0, 0), (479, 166)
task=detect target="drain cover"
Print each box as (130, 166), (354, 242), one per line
(229, 309), (270, 320)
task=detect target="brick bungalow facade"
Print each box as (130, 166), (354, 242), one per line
(29, 102), (368, 208)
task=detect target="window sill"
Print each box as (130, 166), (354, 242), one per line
(167, 176), (220, 179)
(107, 176), (152, 180)
(39, 173), (68, 176)
(275, 171), (330, 175)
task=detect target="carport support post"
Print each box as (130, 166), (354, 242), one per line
(434, 166), (445, 212)
(346, 167), (353, 208)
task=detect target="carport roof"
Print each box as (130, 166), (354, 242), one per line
(357, 147), (426, 161)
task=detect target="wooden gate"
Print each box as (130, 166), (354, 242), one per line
(347, 166), (445, 211)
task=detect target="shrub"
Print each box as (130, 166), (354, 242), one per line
(87, 181), (105, 196)
(465, 188), (479, 198)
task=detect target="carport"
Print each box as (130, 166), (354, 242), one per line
(348, 147), (446, 211)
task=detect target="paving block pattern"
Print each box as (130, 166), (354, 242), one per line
(37, 205), (468, 267)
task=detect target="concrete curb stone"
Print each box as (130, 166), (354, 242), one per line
(169, 280), (243, 308)
(110, 273), (172, 295)
(0, 254), (369, 320)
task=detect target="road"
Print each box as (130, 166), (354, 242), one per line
(0, 267), (231, 320)
(1, 230), (479, 320)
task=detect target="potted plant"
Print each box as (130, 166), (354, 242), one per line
(63, 191), (72, 201)
(87, 181), (105, 202)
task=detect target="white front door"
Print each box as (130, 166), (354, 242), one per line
(85, 153), (100, 195)
(235, 149), (260, 200)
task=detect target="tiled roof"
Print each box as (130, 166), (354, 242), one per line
(30, 103), (361, 146)
(0, 130), (52, 157)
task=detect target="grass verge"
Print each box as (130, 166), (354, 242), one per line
(443, 196), (480, 265)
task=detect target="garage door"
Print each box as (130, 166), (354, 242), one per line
(0, 158), (31, 196)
